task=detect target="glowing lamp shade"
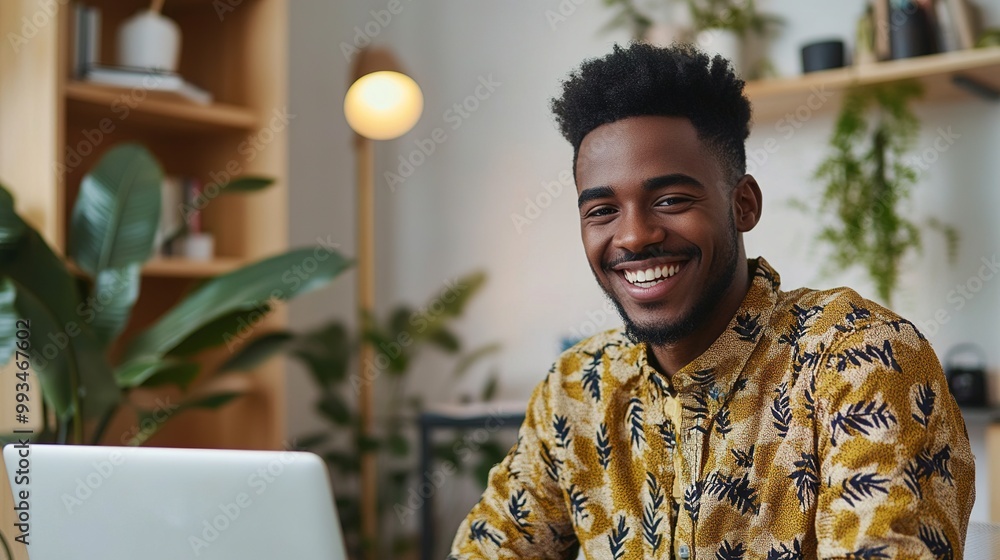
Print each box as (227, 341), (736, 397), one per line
(344, 71), (423, 140)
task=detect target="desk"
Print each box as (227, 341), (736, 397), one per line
(418, 402), (526, 560)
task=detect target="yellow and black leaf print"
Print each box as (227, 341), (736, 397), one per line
(451, 258), (974, 560)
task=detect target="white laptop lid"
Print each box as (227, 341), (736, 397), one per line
(2, 444), (346, 560)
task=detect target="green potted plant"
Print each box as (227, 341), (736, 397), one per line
(0, 142), (351, 447)
(800, 81), (958, 306)
(222, 271), (504, 559)
(601, 0), (781, 77)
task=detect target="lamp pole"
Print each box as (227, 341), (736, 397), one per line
(345, 47), (422, 560)
(355, 133), (377, 558)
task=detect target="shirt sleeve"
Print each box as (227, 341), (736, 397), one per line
(813, 319), (975, 560)
(448, 372), (579, 560)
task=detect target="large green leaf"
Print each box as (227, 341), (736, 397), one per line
(166, 303), (272, 357)
(123, 247), (352, 365)
(140, 362), (200, 390)
(0, 278), (16, 365)
(0, 185), (27, 252)
(90, 264), (141, 346)
(0, 231), (119, 422)
(114, 358), (199, 390)
(69, 143), (163, 276)
(217, 331), (294, 373)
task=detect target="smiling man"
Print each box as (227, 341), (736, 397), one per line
(449, 43), (974, 560)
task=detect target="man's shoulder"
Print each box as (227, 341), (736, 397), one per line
(773, 284), (928, 353)
(539, 327), (640, 390)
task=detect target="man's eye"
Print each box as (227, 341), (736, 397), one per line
(586, 206), (616, 218)
(658, 197), (690, 207)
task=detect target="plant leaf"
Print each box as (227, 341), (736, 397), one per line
(125, 391), (242, 446)
(69, 143), (163, 276)
(292, 431), (330, 450)
(317, 392), (352, 426)
(123, 246), (352, 364)
(1, 231), (119, 422)
(141, 362), (200, 390)
(387, 432), (409, 457)
(218, 331), (294, 373)
(480, 371), (499, 402)
(180, 391), (242, 410)
(0, 185), (27, 252)
(167, 303), (272, 357)
(427, 327), (460, 353)
(453, 342), (502, 377)
(0, 278), (17, 365)
(217, 176), (274, 192)
(10, 283), (73, 418)
(90, 264), (141, 346)
(291, 322), (352, 388)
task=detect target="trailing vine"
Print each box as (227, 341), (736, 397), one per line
(806, 81), (958, 305)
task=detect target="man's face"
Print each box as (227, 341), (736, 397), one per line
(575, 115), (745, 345)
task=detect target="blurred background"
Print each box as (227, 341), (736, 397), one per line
(1, 0), (999, 558)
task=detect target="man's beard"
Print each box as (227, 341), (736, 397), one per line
(600, 220), (740, 346)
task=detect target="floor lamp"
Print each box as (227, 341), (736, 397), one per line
(343, 48), (423, 556)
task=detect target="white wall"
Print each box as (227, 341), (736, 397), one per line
(289, 0), (1000, 533)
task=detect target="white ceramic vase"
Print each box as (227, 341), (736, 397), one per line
(117, 10), (181, 72)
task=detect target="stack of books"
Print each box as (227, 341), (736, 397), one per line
(155, 176), (213, 259)
(70, 2), (213, 105)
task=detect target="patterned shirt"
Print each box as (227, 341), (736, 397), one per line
(450, 257), (975, 559)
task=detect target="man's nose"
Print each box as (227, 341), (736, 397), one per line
(614, 209), (665, 255)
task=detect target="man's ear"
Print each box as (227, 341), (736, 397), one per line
(732, 174), (762, 233)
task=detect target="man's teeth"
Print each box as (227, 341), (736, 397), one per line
(623, 264), (681, 286)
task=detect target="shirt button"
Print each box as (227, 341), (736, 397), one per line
(679, 544), (690, 559)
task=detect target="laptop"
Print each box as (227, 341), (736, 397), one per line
(2, 444), (347, 559)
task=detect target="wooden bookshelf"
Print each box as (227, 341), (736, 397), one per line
(747, 46), (1000, 123)
(0, 1), (289, 552)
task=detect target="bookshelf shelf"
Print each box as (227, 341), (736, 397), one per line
(747, 46), (1000, 123)
(66, 81), (259, 132)
(142, 256), (245, 277)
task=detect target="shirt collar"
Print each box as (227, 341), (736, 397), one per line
(636, 257), (780, 401)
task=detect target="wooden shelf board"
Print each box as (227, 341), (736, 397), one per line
(66, 257), (244, 279)
(142, 257), (245, 277)
(747, 47), (1000, 124)
(65, 81), (258, 132)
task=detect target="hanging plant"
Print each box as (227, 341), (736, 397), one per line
(804, 81), (958, 305)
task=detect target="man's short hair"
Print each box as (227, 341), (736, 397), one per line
(550, 42), (752, 184)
